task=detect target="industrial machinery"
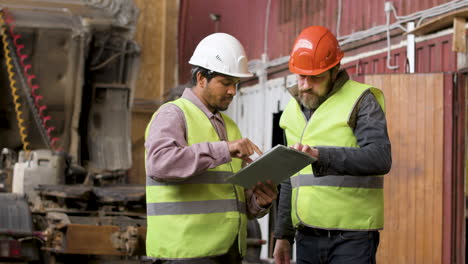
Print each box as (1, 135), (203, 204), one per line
(0, 0), (147, 263)
(0, 1), (269, 264)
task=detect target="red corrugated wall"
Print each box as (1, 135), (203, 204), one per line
(178, 2), (465, 262)
(342, 34), (457, 82)
(179, 0), (456, 83)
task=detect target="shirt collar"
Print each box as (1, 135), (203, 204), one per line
(181, 88), (221, 120)
(300, 69), (350, 112)
(328, 69), (350, 97)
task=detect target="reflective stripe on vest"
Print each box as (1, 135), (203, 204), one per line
(291, 174), (383, 189)
(281, 80), (386, 231)
(147, 199), (247, 216)
(145, 97), (247, 259)
(146, 171), (233, 186)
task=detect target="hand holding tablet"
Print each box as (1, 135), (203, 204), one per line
(226, 145), (317, 188)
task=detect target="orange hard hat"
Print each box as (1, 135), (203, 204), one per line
(289, 26), (344, 76)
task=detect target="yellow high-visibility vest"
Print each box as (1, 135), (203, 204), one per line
(145, 98), (247, 259)
(280, 80), (386, 230)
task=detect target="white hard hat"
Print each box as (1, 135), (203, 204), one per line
(189, 33), (253, 78)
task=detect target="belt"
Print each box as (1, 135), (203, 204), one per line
(297, 225), (342, 237)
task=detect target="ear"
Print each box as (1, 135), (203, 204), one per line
(331, 64), (340, 81)
(196, 71), (207, 88)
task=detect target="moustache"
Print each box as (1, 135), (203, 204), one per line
(299, 90), (320, 97)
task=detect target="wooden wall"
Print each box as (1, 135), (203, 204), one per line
(465, 76), (468, 199)
(365, 74), (444, 264)
(129, 0), (179, 184)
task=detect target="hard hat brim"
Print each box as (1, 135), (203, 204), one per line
(289, 54), (342, 76)
(189, 60), (254, 78)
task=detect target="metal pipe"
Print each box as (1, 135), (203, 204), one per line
(0, 229), (44, 238)
(336, 0), (342, 38)
(385, 9), (399, 70)
(406, 22), (415, 73)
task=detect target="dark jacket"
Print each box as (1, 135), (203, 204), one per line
(274, 70), (392, 242)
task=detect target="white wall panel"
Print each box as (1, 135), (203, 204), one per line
(226, 76), (293, 150)
(224, 75), (294, 259)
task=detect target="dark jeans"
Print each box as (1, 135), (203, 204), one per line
(296, 227), (380, 264)
(153, 240), (242, 264)
(154, 254), (241, 264)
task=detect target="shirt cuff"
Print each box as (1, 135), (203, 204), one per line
(313, 147), (330, 176)
(250, 193), (271, 217)
(273, 235), (296, 246)
(210, 141), (232, 166)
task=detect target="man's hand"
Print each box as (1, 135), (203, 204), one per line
(291, 143), (319, 159)
(251, 180), (278, 208)
(273, 239), (291, 264)
(227, 138), (263, 163)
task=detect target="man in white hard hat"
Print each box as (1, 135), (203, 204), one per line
(144, 33), (278, 264)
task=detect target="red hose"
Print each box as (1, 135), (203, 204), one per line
(3, 10), (61, 151)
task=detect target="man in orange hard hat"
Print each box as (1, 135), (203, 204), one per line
(273, 26), (392, 264)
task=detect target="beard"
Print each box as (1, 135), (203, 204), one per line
(213, 95), (233, 111)
(299, 92), (322, 109)
(217, 98), (232, 111)
(205, 92), (233, 111)
(202, 83), (233, 111)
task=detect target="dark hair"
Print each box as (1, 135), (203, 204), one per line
(191, 66), (218, 86)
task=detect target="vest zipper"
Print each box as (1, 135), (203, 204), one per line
(296, 102), (315, 229)
(299, 109), (310, 143)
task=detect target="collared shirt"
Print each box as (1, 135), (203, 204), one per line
(145, 88), (267, 218)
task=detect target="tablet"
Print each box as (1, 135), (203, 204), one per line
(225, 145), (316, 188)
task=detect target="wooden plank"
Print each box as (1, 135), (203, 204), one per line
(63, 224), (146, 256)
(414, 74), (426, 264)
(133, 0), (164, 100)
(406, 74), (417, 264)
(391, 74), (403, 264)
(366, 74), (444, 264)
(385, 75), (396, 264)
(133, 0), (178, 100)
(130, 0), (179, 184)
(466, 75), (468, 202)
(368, 76), (392, 262)
(433, 74), (444, 264)
(442, 74), (453, 264)
(396, 74), (404, 264)
(65, 224), (125, 255)
(162, 0), (179, 99)
(387, 75), (398, 264)
(460, 75), (467, 264)
(129, 112), (153, 184)
(423, 74), (436, 264)
(453, 17), (466, 53)
(132, 98), (161, 114)
(435, 73), (443, 263)
(397, 74), (408, 263)
(407, 7), (468, 36)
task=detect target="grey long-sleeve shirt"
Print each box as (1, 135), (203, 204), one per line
(274, 70), (392, 241)
(145, 88), (268, 219)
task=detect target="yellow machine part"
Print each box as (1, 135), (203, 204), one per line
(0, 12), (30, 152)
